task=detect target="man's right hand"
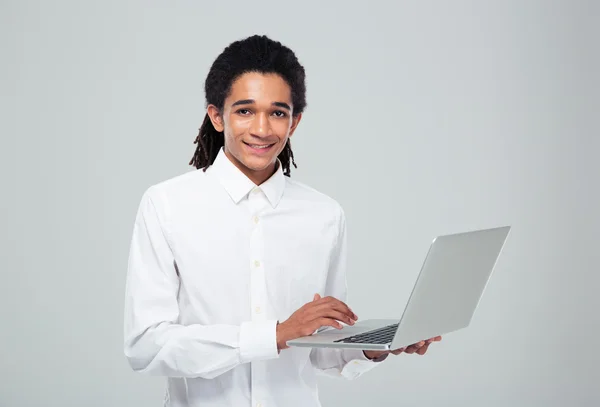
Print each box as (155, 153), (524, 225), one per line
(276, 293), (358, 351)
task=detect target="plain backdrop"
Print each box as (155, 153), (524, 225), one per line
(1, 0), (599, 406)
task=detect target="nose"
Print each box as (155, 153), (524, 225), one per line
(249, 112), (271, 138)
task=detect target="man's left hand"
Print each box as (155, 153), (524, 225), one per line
(363, 336), (442, 360)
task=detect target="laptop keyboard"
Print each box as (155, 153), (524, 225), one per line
(333, 323), (399, 344)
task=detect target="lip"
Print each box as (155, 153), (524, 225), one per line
(243, 141), (276, 155)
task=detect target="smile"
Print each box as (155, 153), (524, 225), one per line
(243, 141), (276, 152)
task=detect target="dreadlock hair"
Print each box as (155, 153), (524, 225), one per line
(189, 35), (307, 177)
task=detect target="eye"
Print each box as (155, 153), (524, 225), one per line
(236, 108), (251, 115)
(272, 110), (288, 118)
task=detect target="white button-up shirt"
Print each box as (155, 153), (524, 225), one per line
(124, 148), (381, 407)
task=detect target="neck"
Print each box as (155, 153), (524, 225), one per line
(224, 150), (278, 185)
(246, 165), (277, 185)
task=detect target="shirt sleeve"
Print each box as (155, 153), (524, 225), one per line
(123, 188), (279, 379)
(309, 206), (385, 379)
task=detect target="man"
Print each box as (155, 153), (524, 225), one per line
(124, 34), (440, 407)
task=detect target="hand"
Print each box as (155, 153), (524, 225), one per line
(276, 293), (358, 352)
(363, 336), (442, 361)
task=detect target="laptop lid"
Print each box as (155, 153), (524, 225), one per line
(390, 226), (511, 349)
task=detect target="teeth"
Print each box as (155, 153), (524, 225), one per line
(249, 144), (271, 149)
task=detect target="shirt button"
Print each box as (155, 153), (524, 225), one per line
(254, 260), (261, 268)
(252, 188), (261, 194)
(256, 403), (262, 407)
(253, 216), (259, 224)
(255, 306), (262, 314)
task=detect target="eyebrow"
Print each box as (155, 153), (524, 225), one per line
(231, 99), (291, 111)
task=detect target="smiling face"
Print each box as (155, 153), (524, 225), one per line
(207, 72), (302, 185)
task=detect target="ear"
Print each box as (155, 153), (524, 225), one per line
(206, 104), (224, 132)
(287, 113), (302, 138)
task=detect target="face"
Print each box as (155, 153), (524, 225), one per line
(207, 72), (302, 184)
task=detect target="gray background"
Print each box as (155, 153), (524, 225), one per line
(1, 0), (598, 406)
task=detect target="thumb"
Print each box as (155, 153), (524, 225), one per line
(313, 293), (321, 301)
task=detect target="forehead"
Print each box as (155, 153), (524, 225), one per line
(226, 72), (292, 104)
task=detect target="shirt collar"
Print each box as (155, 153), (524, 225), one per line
(209, 147), (285, 208)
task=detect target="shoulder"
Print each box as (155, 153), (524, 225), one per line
(137, 168), (212, 214)
(150, 168), (206, 193)
(284, 177), (346, 224)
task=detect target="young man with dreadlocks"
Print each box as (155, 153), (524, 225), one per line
(124, 35), (440, 407)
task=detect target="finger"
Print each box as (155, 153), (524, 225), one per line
(314, 317), (344, 330)
(302, 318), (344, 336)
(405, 341), (425, 354)
(308, 303), (356, 324)
(391, 348), (405, 355)
(423, 336), (441, 345)
(310, 309), (356, 326)
(404, 346), (417, 354)
(313, 293), (321, 301)
(316, 296), (352, 310)
(416, 343), (430, 355)
(311, 298), (358, 321)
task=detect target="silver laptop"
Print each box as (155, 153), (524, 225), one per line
(286, 226), (511, 351)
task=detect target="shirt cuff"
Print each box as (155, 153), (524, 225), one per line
(239, 320), (279, 364)
(338, 348), (384, 379)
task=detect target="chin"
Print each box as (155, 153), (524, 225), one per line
(242, 155), (278, 172)
(238, 143), (283, 168)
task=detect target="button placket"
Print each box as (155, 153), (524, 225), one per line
(248, 188), (269, 407)
(248, 188), (270, 322)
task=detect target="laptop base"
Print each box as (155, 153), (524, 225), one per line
(286, 319), (399, 350)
